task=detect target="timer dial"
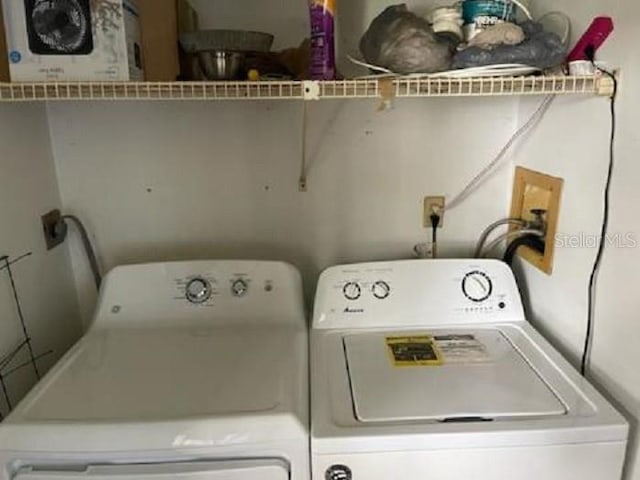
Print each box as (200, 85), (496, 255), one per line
(186, 278), (212, 304)
(462, 271), (493, 303)
(343, 282), (362, 301)
(372, 281), (391, 300)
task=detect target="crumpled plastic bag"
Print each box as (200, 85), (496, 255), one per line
(360, 4), (452, 74)
(467, 23), (525, 50)
(453, 21), (566, 70)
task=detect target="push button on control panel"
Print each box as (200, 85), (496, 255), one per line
(231, 279), (249, 297)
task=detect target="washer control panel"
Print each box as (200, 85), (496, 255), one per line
(313, 260), (525, 329)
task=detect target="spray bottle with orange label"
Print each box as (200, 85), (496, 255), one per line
(308, 0), (336, 80)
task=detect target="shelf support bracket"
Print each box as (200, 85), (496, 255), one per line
(595, 72), (617, 97)
(377, 77), (395, 110)
(299, 102), (308, 192)
(302, 81), (320, 101)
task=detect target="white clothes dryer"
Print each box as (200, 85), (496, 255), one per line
(0, 261), (309, 480)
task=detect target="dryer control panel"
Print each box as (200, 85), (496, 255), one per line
(173, 271), (255, 307)
(313, 260), (525, 330)
(92, 261), (305, 329)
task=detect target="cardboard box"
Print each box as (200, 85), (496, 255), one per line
(138, 0), (197, 81)
(138, 0), (178, 81)
(1, 0), (144, 82)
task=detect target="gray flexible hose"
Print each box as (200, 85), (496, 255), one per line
(474, 218), (528, 258)
(63, 215), (102, 290)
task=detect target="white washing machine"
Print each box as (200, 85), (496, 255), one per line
(311, 259), (628, 480)
(0, 261), (309, 480)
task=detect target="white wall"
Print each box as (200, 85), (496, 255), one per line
(48, 97), (518, 322)
(515, 1), (640, 478)
(49, 0), (524, 325)
(0, 104), (81, 418)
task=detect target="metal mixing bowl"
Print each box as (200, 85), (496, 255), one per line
(197, 51), (245, 80)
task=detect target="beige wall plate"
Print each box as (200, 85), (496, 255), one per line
(510, 167), (564, 275)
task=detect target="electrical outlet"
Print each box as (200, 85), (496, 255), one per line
(424, 196), (445, 228)
(41, 209), (67, 250)
(414, 242), (435, 259)
(510, 167), (564, 275)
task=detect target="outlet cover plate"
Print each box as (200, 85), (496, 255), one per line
(424, 196), (445, 228)
(510, 167), (564, 275)
(42, 209), (66, 251)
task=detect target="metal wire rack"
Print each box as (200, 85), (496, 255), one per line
(0, 254), (53, 420)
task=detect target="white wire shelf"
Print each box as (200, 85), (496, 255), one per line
(0, 75), (613, 102)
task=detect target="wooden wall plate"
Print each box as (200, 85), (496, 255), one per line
(510, 167), (564, 275)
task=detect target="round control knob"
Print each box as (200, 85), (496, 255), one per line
(343, 282), (362, 301)
(186, 278), (211, 304)
(462, 271), (493, 303)
(372, 281), (391, 300)
(231, 279), (249, 297)
(325, 465), (352, 480)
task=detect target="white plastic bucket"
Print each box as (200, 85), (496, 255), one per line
(462, 0), (515, 40)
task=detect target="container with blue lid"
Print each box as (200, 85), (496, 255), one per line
(462, 0), (516, 40)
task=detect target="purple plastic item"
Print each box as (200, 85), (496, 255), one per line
(309, 0), (336, 80)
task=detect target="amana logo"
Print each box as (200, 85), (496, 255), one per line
(344, 307), (364, 314)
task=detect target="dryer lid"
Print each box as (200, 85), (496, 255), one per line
(344, 329), (567, 423)
(18, 327), (298, 422)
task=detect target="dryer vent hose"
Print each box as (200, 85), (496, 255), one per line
(63, 215), (102, 290)
(503, 234), (545, 266)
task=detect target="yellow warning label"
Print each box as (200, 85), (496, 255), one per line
(386, 335), (443, 367)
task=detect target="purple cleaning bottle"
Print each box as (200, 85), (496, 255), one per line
(308, 0), (336, 80)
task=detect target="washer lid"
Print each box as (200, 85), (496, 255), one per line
(18, 327), (297, 422)
(344, 330), (567, 423)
